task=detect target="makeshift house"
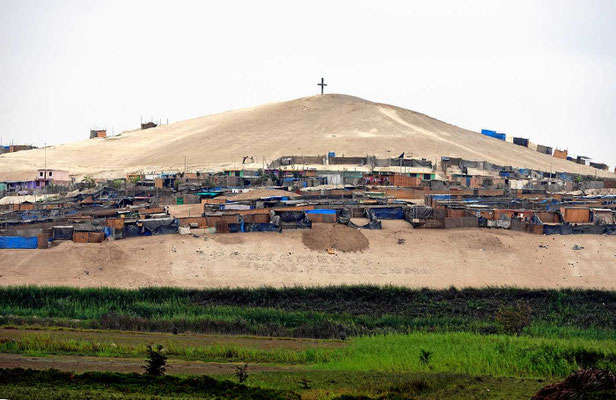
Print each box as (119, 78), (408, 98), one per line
(560, 207), (591, 223)
(8, 145), (36, 153)
(480, 129), (506, 141)
(89, 129), (106, 139)
(305, 209), (337, 223)
(513, 137), (529, 147)
(536, 145), (553, 155)
(590, 162), (609, 171)
(592, 209), (615, 224)
(52, 226), (74, 240)
(73, 222), (105, 243)
(553, 149), (568, 159)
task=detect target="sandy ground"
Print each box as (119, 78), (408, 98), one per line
(1, 222), (615, 289)
(0, 94), (612, 181)
(167, 203), (205, 218)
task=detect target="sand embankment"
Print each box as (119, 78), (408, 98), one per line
(1, 221), (615, 289)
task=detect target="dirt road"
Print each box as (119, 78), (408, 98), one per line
(0, 353), (292, 375)
(1, 222), (615, 289)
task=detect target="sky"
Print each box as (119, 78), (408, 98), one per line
(1, 0), (615, 169)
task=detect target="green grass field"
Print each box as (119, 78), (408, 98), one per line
(0, 285), (614, 399)
(1, 285), (614, 339)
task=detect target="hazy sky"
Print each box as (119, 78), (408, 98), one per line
(1, 0), (615, 168)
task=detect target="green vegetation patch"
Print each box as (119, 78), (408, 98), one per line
(0, 368), (298, 400)
(317, 333), (616, 378)
(0, 286), (615, 339)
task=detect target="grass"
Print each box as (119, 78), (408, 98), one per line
(227, 370), (551, 400)
(0, 285), (615, 339)
(316, 332), (616, 378)
(1, 285), (614, 398)
(0, 368), (298, 400)
(0, 331), (337, 363)
(1, 330), (614, 379)
(0, 368), (555, 399)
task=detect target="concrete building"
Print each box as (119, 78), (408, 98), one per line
(36, 169), (71, 187)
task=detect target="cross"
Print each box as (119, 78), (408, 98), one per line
(317, 77), (327, 95)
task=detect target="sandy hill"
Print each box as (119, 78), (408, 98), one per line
(0, 94), (612, 180)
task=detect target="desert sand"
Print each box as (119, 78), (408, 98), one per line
(0, 94), (612, 181)
(1, 222), (615, 289)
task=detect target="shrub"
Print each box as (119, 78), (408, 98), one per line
(235, 363), (249, 383)
(419, 349), (433, 367)
(495, 301), (532, 335)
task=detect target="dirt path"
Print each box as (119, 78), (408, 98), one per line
(0, 353), (293, 375)
(0, 327), (345, 351)
(1, 222), (615, 289)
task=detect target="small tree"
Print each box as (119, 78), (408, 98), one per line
(234, 363), (249, 383)
(81, 176), (95, 189)
(143, 344), (167, 376)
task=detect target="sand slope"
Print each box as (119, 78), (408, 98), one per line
(1, 222), (615, 289)
(0, 94), (611, 180)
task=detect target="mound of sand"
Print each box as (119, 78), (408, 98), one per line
(0, 94), (612, 180)
(230, 189), (299, 201)
(302, 224), (369, 253)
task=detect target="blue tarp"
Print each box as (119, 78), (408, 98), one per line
(0, 236), (38, 249)
(481, 129), (506, 141)
(306, 209), (337, 214)
(431, 195), (452, 201)
(368, 207), (404, 219)
(195, 192), (222, 198)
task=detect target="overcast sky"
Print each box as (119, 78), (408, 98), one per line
(1, 0), (614, 168)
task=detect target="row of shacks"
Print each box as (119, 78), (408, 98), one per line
(133, 154), (615, 193)
(480, 129), (612, 171)
(2, 180), (616, 249)
(0, 187), (180, 249)
(0, 188), (616, 248)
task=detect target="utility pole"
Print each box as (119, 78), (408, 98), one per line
(44, 141), (47, 182)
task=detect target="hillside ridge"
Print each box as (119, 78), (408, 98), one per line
(0, 93), (611, 180)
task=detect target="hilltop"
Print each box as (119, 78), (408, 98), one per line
(0, 94), (611, 180)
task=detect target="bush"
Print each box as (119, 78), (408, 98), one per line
(235, 363), (249, 383)
(419, 349), (433, 367)
(495, 301), (532, 335)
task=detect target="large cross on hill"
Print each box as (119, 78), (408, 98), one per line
(317, 77), (327, 95)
